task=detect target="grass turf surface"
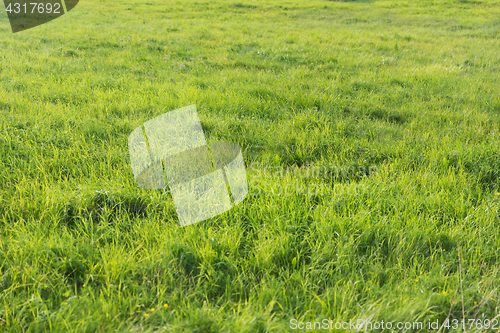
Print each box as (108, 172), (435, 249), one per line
(1, 0), (500, 331)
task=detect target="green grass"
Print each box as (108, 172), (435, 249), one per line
(1, 0), (500, 331)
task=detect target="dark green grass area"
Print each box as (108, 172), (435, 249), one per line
(1, 0), (500, 331)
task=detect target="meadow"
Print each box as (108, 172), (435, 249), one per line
(1, 0), (500, 331)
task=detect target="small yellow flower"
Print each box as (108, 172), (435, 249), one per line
(82, 284), (86, 287)
(164, 304), (169, 308)
(150, 308), (155, 312)
(144, 313), (149, 317)
(474, 301), (477, 305)
(62, 302), (67, 305)
(415, 279), (419, 282)
(496, 192), (500, 196)
(442, 291), (447, 295)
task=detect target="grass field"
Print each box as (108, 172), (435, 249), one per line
(1, 0), (500, 331)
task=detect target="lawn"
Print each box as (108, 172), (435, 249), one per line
(1, 0), (500, 331)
